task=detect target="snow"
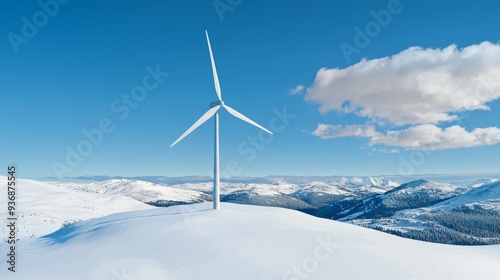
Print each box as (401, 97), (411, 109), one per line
(48, 179), (207, 204)
(0, 176), (152, 239)
(337, 176), (400, 189)
(295, 181), (352, 196)
(246, 185), (282, 196)
(398, 180), (500, 214)
(2, 202), (499, 280)
(467, 178), (499, 189)
(433, 181), (500, 210)
(51, 178), (391, 208)
(351, 181), (500, 233)
(381, 180), (467, 201)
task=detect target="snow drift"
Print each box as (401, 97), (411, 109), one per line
(2, 202), (499, 280)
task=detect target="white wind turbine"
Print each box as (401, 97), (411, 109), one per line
(170, 30), (272, 210)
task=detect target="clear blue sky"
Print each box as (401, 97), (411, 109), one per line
(1, 0), (499, 179)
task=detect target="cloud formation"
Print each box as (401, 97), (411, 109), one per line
(306, 42), (500, 126)
(289, 85), (305, 95)
(368, 125), (500, 150)
(307, 42), (500, 151)
(312, 124), (379, 139)
(313, 123), (500, 150)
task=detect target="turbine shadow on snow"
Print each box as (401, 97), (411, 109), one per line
(42, 224), (83, 244)
(41, 206), (212, 244)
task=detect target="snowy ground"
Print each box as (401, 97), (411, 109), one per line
(48, 179), (209, 205)
(0, 176), (152, 239)
(2, 202), (499, 280)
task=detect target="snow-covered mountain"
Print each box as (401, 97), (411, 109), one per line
(222, 186), (315, 210)
(437, 180), (500, 210)
(290, 181), (353, 207)
(51, 177), (398, 208)
(44, 177), (500, 245)
(339, 180), (468, 220)
(466, 178), (500, 189)
(0, 176), (152, 239)
(338, 176), (400, 190)
(348, 181), (500, 245)
(2, 202), (499, 280)
(50, 179), (210, 206)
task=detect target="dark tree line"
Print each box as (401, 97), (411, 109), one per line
(370, 206), (500, 245)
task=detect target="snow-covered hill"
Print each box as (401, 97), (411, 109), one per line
(50, 179), (210, 206)
(290, 181), (353, 207)
(222, 185), (315, 210)
(43, 177), (500, 245)
(339, 180), (468, 220)
(466, 178), (499, 189)
(51, 177), (398, 209)
(0, 176), (152, 239)
(349, 181), (500, 244)
(2, 202), (499, 280)
(433, 180), (500, 210)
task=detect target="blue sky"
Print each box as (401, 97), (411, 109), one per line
(1, 0), (499, 179)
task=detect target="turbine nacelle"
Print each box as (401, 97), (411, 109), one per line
(210, 100), (224, 109)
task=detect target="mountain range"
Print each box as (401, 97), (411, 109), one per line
(41, 175), (500, 245)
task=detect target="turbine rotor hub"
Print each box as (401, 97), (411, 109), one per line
(209, 100), (224, 108)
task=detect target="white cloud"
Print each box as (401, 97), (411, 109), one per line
(289, 85), (305, 95)
(369, 124), (500, 150)
(372, 148), (400, 154)
(305, 42), (500, 125)
(312, 124), (380, 139)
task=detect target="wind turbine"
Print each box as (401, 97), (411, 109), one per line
(170, 30), (272, 210)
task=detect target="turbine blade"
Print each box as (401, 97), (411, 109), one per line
(205, 30), (222, 101)
(223, 105), (273, 134)
(170, 105), (221, 147)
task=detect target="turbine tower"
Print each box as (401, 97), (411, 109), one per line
(170, 30), (272, 210)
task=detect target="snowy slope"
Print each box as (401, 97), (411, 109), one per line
(222, 185), (314, 210)
(50, 179), (210, 206)
(339, 176), (400, 190)
(433, 181), (500, 210)
(382, 180), (467, 201)
(466, 178), (499, 189)
(339, 180), (468, 220)
(348, 181), (500, 244)
(391, 181), (500, 219)
(293, 181), (352, 196)
(52, 177), (398, 209)
(378, 180), (500, 219)
(155, 181), (301, 197)
(0, 176), (152, 239)
(291, 181), (353, 207)
(2, 202), (499, 280)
